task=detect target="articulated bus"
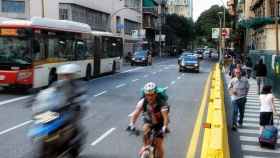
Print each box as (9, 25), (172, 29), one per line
(0, 17), (122, 90)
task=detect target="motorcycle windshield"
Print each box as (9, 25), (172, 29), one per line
(28, 114), (69, 138)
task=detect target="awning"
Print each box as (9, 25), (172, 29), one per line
(143, 0), (158, 7)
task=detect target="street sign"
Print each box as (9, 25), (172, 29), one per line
(222, 28), (231, 39)
(212, 28), (231, 39)
(212, 28), (219, 39)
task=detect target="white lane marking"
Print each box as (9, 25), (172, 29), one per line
(94, 91), (107, 97)
(115, 83), (127, 88)
(91, 128), (116, 146)
(0, 120), (32, 136)
(182, 74), (185, 76)
(159, 70), (163, 72)
(152, 72), (157, 74)
(244, 156), (268, 158)
(177, 76), (181, 80)
(164, 67), (169, 70)
(132, 79), (139, 82)
(171, 81), (176, 85)
(0, 96), (31, 107)
(242, 122), (260, 128)
(121, 67), (144, 73)
(242, 144), (280, 154)
(144, 75), (149, 78)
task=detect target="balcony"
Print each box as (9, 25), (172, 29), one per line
(227, 0), (235, 6)
(143, 7), (158, 16)
(143, 14), (156, 29)
(250, 0), (264, 11)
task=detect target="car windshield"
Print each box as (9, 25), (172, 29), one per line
(134, 51), (146, 57)
(0, 37), (32, 65)
(183, 56), (197, 61)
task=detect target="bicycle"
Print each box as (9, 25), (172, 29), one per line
(127, 126), (165, 158)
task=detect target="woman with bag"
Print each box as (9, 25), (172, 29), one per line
(259, 85), (278, 133)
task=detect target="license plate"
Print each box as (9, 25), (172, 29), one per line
(0, 75), (5, 81)
(186, 66), (193, 68)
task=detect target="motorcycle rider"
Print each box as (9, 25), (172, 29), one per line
(31, 64), (87, 157)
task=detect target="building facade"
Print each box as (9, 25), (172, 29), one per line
(167, 0), (193, 18)
(0, 0), (143, 56)
(238, 0), (280, 51)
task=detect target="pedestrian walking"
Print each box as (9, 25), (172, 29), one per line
(259, 85), (279, 133)
(254, 59), (267, 95)
(228, 59), (237, 78)
(245, 57), (253, 78)
(228, 68), (250, 131)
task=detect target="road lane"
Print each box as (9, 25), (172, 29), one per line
(0, 57), (214, 158)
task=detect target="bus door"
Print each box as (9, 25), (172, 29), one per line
(93, 37), (101, 76)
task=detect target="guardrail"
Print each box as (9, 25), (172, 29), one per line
(200, 64), (230, 158)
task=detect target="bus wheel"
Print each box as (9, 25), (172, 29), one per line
(48, 69), (57, 86)
(85, 65), (92, 81)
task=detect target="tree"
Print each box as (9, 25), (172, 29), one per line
(162, 14), (195, 51)
(195, 5), (231, 47)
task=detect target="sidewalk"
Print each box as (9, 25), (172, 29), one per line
(225, 76), (280, 158)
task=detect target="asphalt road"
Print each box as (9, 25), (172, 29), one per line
(0, 57), (215, 158)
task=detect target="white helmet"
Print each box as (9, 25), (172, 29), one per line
(143, 82), (157, 94)
(32, 87), (67, 114)
(57, 64), (81, 75)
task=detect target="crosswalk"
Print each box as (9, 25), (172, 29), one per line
(233, 79), (280, 158)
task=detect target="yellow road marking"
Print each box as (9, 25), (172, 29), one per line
(186, 70), (212, 158)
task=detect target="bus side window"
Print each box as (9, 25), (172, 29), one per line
(33, 39), (45, 61)
(75, 40), (88, 60)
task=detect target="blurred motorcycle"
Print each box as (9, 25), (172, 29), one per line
(28, 83), (87, 158)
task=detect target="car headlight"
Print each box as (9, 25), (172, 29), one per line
(132, 57), (135, 60)
(195, 64), (198, 67)
(181, 62), (185, 66)
(142, 57), (146, 60)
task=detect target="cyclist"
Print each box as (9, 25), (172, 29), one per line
(128, 82), (169, 158)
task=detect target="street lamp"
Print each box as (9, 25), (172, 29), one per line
(41, 0), (45, 17)
(274, 0), (279, 55)
(218, 11), (223, 65)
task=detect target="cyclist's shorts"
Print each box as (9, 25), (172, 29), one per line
(144, 123), (164, 138)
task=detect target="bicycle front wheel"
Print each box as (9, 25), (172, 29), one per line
(140, 150), (151, 158)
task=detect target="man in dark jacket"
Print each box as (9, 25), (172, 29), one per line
(254, 59), (267, 94)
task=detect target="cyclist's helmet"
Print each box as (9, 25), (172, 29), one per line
(143, 82), (157, 94)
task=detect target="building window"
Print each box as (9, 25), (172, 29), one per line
(125, 0), (141, 11)
(124, 19), (139, 35)
(59, 8), (69, 20)
(2, 0), (25, 13)
(116, 16), (121, 33)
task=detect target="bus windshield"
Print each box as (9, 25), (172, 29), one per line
(0, 37), (32, 65)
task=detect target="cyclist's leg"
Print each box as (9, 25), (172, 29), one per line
(154, 137), (164, 158)
(143, 123), (152, 146)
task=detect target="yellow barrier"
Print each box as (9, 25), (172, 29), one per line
(201, 64), (230, 158)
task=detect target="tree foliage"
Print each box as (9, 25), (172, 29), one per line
(195, 5), (231, 46)
(162, 14), (194, 49)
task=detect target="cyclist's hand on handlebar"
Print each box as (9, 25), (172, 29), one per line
(126, 123), (135, 131)
(161, 126), (168, 134)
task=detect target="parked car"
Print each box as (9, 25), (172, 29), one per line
(131, 50), (152, 66)
(178, 51), (193, 64)
(178, 55), (200, 73)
